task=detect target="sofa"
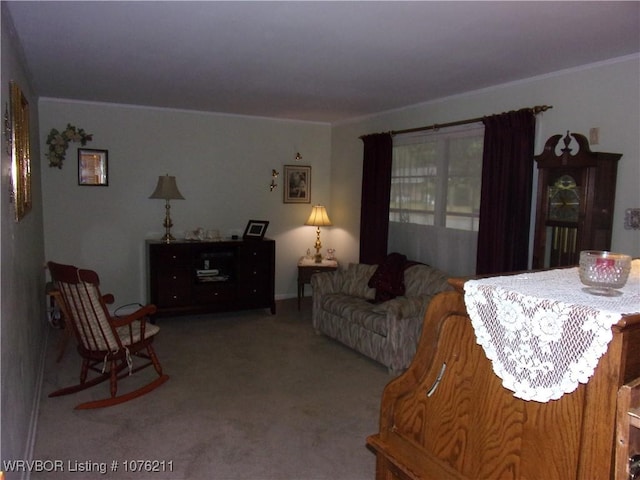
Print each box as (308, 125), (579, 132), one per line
(311, 254), (452, 373)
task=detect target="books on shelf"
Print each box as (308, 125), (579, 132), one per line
(198, 275), (229, 282)
(196, 269), (229, 282)
(196, 269), (220, 276)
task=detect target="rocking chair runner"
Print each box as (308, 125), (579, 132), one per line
(47, 261), (169, 409)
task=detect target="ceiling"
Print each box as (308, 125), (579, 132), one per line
(5, 1), (640, 123)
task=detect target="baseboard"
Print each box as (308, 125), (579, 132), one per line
(275, 293), (297, 301)
(21, 327), (50, 480)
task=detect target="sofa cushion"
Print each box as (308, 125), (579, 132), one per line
(372, 295), (414, 315)
(340, 263), (377, 300)
(321, 293), (388, 336)
(368, 253), (409, 302)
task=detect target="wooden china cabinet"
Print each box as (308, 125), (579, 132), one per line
(532, 131), (621, 269)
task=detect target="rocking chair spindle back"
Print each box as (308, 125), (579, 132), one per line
(47, 261), (169, 409)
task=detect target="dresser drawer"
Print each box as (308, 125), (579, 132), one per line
(242, 242), (273, 268)
(193, 283), (236, 305)
(298, 265), (337, 283)
(155, 268), (191, 307)
(244, 264), (270, 283)
(150, 244), (190, 266)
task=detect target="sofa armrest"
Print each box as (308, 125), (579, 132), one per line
(310, 269), (344, 295)
(374, 293), (441, 373)
(404, 264), (453, 298)
(372, 296), (417, 318)
(311, 270), (345, 331)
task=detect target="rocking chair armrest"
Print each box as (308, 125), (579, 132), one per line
(110, 304), (157, 328)
(102, 293), (115, 304)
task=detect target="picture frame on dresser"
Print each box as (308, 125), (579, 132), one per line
(243, 220), (269, 240)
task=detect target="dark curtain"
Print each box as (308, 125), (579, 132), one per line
(359, 133), (393, 264)
(476, 110), (536, 275)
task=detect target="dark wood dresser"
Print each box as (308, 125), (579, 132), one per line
(367, 277), (640, 479)
(147, 238), (275, 317)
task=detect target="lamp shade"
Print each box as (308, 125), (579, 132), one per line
(305, 205), (332, 227)
(149, 175), (185, 200)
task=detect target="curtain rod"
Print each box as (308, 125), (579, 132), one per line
(360, 104), (553, 138)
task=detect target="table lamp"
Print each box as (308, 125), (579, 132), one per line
(305, 205), (332, 263)
(149, 174), (184, 243)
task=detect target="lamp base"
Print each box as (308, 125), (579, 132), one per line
(160, 201), (175, 243)
(161, 232), (176, 244)
(313, 226), (323, 263)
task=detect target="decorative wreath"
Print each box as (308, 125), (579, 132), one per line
(46, 124), (93, 168)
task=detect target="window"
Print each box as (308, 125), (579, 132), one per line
(390, 124), (484, 231)
(388, 124), (484, 276)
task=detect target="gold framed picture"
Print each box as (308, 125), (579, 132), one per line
(8, 81), (32, 221)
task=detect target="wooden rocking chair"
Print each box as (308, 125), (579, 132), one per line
(47, 261), (169, 409)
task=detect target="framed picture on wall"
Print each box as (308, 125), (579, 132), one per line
(283, 165), (311, 203)
(8, 81), (32, 221)
(78, 148), (108, 186)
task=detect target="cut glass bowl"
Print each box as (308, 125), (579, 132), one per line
(579, 250), (632, 297)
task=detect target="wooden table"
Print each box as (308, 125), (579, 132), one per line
(297, 258), (337, 310)
(46, 283), (71, 362)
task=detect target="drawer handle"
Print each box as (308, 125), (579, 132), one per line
(426, 363), (446, 397)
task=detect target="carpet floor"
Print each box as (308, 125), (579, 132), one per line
(30, 298), (391, 480)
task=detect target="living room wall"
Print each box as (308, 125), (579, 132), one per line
(329, 55), (640, 272)
(39, 101), (332, 305)
(39, 56), (640, 303)
(1, 3), (47, 470)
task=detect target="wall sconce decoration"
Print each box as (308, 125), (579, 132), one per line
(149, 174), (185, 243)
(305, 205), (332, 263)
(624, 208), (640, 230)
(295, 152), (302, 161)
(270, 169), (279, 191)
(45, 123), (93, 168)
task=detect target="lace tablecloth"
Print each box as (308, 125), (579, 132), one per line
(464, 260), (640, 403)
